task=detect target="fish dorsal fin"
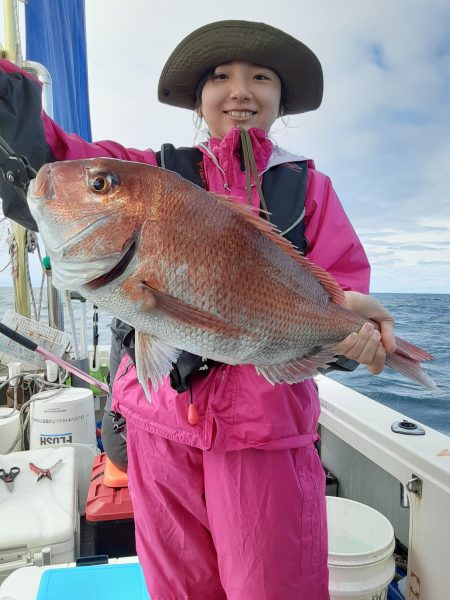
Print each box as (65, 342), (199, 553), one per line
(212, 194), (346, 305)
(135, 330), (181, 400)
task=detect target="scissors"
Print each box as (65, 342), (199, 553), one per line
(0, 466), (20, 492)
(29, 459), (63, 482)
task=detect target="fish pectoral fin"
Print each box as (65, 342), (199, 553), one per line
(135, 331), (181, 399)
(141, 282), (247, 337)
(255, 347), (337, 385)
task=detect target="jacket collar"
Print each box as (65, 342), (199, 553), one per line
(266, 145), (308, 170)
(201, 128), (273, 185)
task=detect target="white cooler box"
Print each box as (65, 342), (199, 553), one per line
(0, 447), (79, 583)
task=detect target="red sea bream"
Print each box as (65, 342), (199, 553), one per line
(27, 157), (436, 396)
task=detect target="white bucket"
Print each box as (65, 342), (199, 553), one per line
(29, 387), (96, 449)
(0, 407), (21, 453)
(29, 387), (98, 514)
(327, 497), (395, 600)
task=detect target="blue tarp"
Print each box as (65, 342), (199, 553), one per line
(25, 0), (92, 140)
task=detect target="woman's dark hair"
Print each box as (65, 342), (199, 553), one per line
(194, 68), (216, 108)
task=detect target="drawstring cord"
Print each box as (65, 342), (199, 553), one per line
(239, 128), (269, 216)
(187, 380), (199, 425)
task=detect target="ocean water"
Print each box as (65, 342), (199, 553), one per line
(328, 293), (450, 436)
(0, 288), (449, 436)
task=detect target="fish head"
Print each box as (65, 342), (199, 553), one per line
(28, 158), (150, 289)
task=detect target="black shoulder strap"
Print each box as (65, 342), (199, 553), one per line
(262, 161), (308, 253)
(155, 144), (205, 189)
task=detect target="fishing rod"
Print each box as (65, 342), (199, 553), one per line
(0, 320), (109, 393)
(92, 304), (99, 369)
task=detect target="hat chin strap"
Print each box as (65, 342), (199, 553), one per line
(239, 127), (268, 215)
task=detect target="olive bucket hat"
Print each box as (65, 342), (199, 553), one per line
(158, 20), (323, 115)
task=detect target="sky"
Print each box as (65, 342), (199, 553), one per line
(0, 0), (449, 293)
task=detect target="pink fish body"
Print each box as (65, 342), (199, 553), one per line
(27, 158), (435, 394)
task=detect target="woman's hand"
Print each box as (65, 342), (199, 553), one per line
(334, 291), (396, 374)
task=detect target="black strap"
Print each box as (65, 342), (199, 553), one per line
(262, 161), (308, 253)
(169, 351), (214, 393)
(156, 144), (205, 188)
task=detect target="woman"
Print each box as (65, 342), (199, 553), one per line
(0, 20), (394, 599)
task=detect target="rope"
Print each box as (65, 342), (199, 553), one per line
(35, 241), (45, 321)
(9, 233), (18, 278)
(24, 231), (38, 321)
(23, 230), (46, 322)
(0, 260), (11, 273)
(0, 218), (11, 273)
(24, 250), (38, 321)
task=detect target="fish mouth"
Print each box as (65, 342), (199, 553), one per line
(84, 232), (138, 290)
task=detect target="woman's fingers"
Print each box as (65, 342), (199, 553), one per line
(366, 341), (387, 375)
(339, 291), (396, 372)
(346, 323), (377, 358)
(334, 322), (386, 372)
(333, 292), (397, 375)
(336, 323), (382, 360)
(379, 319), (396, 354)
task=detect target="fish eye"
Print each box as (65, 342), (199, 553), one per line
(88, 172), (118, 194)
(93, 177), (106, 191)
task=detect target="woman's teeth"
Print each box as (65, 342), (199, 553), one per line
(226, 111), (255, 118)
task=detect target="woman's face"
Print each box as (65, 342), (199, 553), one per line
(198, 61), (282, 140)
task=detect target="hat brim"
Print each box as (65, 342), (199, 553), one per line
(158, 20), (323, 116)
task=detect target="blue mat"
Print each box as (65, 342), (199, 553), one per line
(388, 567), (407, 599)
(36, 563), (150, 600)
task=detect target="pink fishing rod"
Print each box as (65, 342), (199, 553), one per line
(0, 320), (109, 393)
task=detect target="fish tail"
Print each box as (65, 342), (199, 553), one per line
(394, 336), (434, 361)
(386, 337), (437, 390)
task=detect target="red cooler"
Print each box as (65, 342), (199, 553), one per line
(85, 453), (135, 557)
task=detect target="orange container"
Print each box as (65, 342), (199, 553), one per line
(104, 456), (128, 488)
